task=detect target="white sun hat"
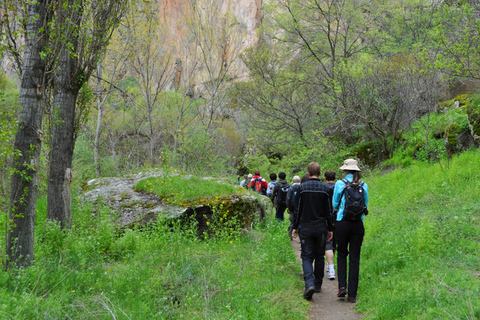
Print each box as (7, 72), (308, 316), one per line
(339, 159), (361, 171)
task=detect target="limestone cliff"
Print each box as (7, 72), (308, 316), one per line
(159, 0), (263, 89)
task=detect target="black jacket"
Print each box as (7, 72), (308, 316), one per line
(286, 183), (301, 214)
(292, 178), (333, 231)
(272, 179), (289, 207)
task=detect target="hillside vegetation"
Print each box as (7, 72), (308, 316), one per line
(0, 150), (478, 319)
(1, 0), (480, 318)
(361, 149), (480, 319)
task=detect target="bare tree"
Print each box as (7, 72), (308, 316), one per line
(109, 1), (174, 166)
(235, 42), (320, 149)
(185, 0), (245, 129)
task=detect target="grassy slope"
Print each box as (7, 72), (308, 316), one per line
(0, 196), (309, 319)
(1, 150), (479, 319)
(359, 148), (480, 319)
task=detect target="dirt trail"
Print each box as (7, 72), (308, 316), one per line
(291, 238), (365, 320)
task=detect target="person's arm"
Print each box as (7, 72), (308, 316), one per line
(266, 183), (272, 197)
(286, 188), (293, 211)
(292, 228), (298, 239)
(272, 183), (278, 201)
(262, 180), (269, 190)
(332, 181), (343, 209)
(363, 182), (369, 206)
(292, 187), (302, 229)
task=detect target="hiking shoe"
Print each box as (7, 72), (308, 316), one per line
(348, 296), (357, 303)
(303, 286), (315, 300)
(328, 269), (335, 280)
(315, 286), (322, 293)
(337, 287), (347, 298)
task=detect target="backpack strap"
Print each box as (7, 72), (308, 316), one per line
(339, 179), (349, 201)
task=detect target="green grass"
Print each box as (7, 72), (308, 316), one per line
(1, 149), (480, 319)
(359, 149), (480, 319)
(0, 195), (308, 319)
(134, 175), (246, 206)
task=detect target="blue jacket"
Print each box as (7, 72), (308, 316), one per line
(332, 173), (369, 222)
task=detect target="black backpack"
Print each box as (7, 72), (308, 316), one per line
(276, 183), (290, 206)
(340, 179), (368, 221)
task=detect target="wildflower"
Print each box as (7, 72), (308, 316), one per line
(71, 290), (75, 293)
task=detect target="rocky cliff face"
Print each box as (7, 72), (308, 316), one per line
(160, 0), (262, 49)
(159, 0), (263, 89)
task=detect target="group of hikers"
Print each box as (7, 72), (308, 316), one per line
(239, 159), (369, 303)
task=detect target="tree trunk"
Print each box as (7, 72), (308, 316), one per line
(94, 64), (103, 177)
(7, 1), (48, 268)
(47, 86), (77, 228)
(47, 1), (80, 228)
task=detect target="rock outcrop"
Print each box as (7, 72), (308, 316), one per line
(80, 171), (271, 235)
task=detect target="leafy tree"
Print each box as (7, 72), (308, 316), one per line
(369, 0), (440, 56)
(432, 1), (480, 79)
(262, 0), (381, 90)
(235, 42), (321, 150)
(334, 55), (446, 160)
(1, 0), (127, 266)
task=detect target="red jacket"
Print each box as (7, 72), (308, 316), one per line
(248, 175), (268, 190)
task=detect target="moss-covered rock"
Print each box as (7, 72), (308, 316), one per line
(443, 123), (476, 158)
(80, 171), (271, 236)
(439, 94), (471, 112)
(466, 102), (480, 142)
(174, 194), (271, 237)
(353, 141), (381, 168)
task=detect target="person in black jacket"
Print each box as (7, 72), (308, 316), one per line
(292, 162), (333, 300)
(324, 169), (337, 280)
(271, 172), (289, 221)
(286, 175), (301, 239)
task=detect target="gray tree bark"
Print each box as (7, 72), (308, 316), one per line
(94, 64), (103, 177)
(7, 1), (48, 268)
(47, 0), (80, 228)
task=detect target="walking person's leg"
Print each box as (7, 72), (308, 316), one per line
(313, 228), (327, 292)
(299, 227), (316, 300)
(347, 221), (365, 301)
(325, 240), (335, 280)
(335, 220), (350, 297)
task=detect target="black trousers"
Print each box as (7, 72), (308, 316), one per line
(335, 219), (365, 298)
(275, 204), (287, 221)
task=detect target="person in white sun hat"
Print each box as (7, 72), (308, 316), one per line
(332, 159), (369, 303)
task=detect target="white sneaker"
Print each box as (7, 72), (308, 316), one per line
(328, 269), (335, 280)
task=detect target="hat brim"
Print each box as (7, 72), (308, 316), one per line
(339, 165), (361, 171)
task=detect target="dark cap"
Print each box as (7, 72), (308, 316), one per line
(255, 170), (260, 175)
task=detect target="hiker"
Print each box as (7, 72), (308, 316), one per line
(239, 174), (248, 188)
(324, 169), (337, 280)
(286, 175), (301, 238)
(292, 162), (334, 300)
(248, 171), (268, 195)
(266, 172), (278, 199)
(272, 172), (290, 221)
(333, 159), (369, 303)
